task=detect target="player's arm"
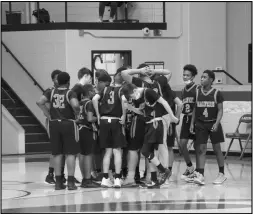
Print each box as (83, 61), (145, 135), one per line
(151, 68), (172, 82)
(92, 94), (101, 124)
(121, 67), (147, 83)
(87, 104), (97, 123)
(190, 105), (196, 133)
(36, 95), (50, 119)
(212, 101), (223, 132)
(174, 97), (183, 121)
(70, 97), (80, 118)
(119, 95), (127, 125)
(157, 97), (178, 123)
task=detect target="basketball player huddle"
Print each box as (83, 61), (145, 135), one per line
(37, 64), (227, 191)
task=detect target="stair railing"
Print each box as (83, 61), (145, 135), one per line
(1, 41), (45, 92)
(212, 70), (243, 85)
(1, 87), (16, 116)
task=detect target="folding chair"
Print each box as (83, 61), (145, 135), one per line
(224, 113), (252, 160)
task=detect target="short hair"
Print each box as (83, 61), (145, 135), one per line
(137, 63), (149, 69)
(121, 83), (137, 100)
(78, 67), (92, 80)
(82, 84), (94, 97)
(183, 64), (198, 76)
(57, 72), (70, 85)
(203, 70), (215, 82)
(97, 70), (112, 83)
(51, 70), (62, 80)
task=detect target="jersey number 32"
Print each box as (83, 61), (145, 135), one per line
(53, 94), (65, 108)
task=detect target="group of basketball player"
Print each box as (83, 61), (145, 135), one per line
(37, 63), (227, 191)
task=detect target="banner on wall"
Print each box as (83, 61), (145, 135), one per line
(145, 61), (164, 69)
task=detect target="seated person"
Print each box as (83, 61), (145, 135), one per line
(98, 2), (124, 22)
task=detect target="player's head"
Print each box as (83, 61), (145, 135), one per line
(201, 70), (215, 87)
(78, 67), (93, 85)
(82, 84), (95, 99)
(51, 69), (62, 87)
(95, 69), (112, 92)
(137, 63), (150, 79)
(114, 66), (127, 84)
(183, 64), (198, 85)
(121, 83), (141, 100)
(57, 72), (70, 87)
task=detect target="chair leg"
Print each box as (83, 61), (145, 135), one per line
(239, 139), (243, 152)
(239, 138), (250, 160)
(224, 139), (234, 159)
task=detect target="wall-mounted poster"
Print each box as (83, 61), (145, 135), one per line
(145, 61), (164, 69)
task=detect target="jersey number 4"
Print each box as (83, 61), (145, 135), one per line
(53, 94), (65, 108)
(203, 108), (208, 118)
(108, 91), (115, 104)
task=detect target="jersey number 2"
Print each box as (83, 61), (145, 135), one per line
(203, 108), (208, 118)
(53, 94), (65, 108)
(108, 91), (115, 104)
(185, 104), (190, 113)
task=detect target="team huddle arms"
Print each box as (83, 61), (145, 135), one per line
(37, 64), (226, 190)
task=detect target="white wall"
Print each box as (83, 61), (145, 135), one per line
(2, 105), (25, 155)
(226, 2), (252, 84)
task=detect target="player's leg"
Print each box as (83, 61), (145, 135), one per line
(62, 120), (79, 190)
(193, 121), (209, 185)
(211, 123), (227, 184)
(49, 121), (66, 190)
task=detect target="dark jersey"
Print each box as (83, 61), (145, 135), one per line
(43, 87), (55, 96)
(141, 88), (167, 120)
(79, 99), (96, 129)
(99, 86), (123, 117)
(44, 87), (77, 120)
(72, 83), (84, 102)
(181, 83), (199, 115)
(195, 87), (224, 122)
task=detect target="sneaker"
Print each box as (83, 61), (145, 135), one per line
(146, 181), (160, 189)
(74, 177), (80, 184)
(134, 171), (141, 184)
(181, 166), (195, 180)
(61, 174), (67, 184)
(213, 173), (227, 185)
(67, 181), (78, 190)
(98, 17), (103, 22)
(121, 168), (128, 180)
(122, 177), (137, 187)
(193, 172), (205, 185)
(101, 177), (114, 188)
(159, 169), (171, 185)
(80, 178), (101, 188)
(114, 178), (122, 188)
(185, 171), (198, 183)
(55, 182), (66, 190)
(109, 18), (114, 23)
(45, 173), (55, 185)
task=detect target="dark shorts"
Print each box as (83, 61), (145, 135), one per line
(141, 143), (159, 156)
(167, 123), (176, 147)
(79, 126), (97, 155)
(128, 115), (146, 151)
(49, 120), (79, 155)
(195, 120), (225, 145)
(144, 120), (164, 145)
(180, 115), (196, 140)
(99, 118), (127, 149)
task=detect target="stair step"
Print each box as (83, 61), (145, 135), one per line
(2, 99), (23, 108)
(16, 116), (39, 125)
(22, 124), (46, 133)
(25, 142), (51, 153)
(6, 107), (31, 116)
(1, 88), (19, 99)
(25, 133), (49, 143)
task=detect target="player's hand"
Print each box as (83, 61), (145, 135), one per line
(211, 123), (218, 132)
(171, 116), (179, 124)
(97, 115), (101, 125)
(139, 66), (150, 76)
(119, 115), (126, 125)
(190, 123), (195, 134)
(175, 117), (180, 126)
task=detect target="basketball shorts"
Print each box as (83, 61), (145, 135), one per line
(180, 114), (196, 140)
(79, 125), (97, 156)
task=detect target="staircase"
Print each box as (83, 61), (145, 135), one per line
(1, 78), (50, 153)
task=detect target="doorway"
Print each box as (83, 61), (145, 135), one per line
(91, 50), (132, 83)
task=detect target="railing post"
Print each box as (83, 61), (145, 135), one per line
(36, 2), (40, 23)
(163, 2), (166, 23)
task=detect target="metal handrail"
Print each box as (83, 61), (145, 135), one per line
(1, 41), (44, 92)
(1, 86), (16, 116)
(212, 70), (243, 85)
